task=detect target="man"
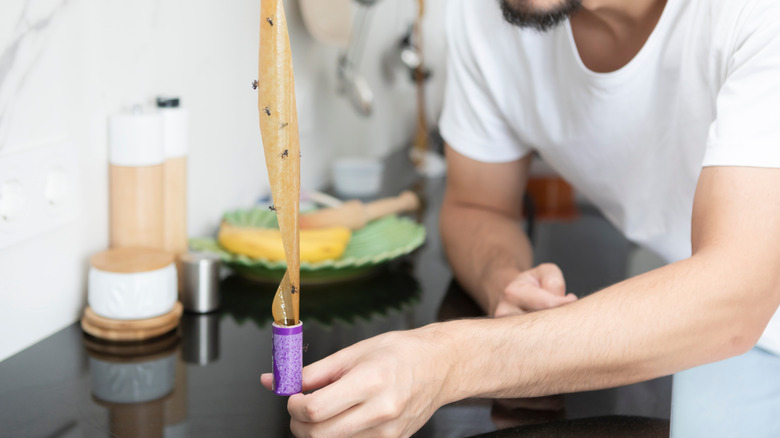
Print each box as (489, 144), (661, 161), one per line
(262, 0), (780, 436)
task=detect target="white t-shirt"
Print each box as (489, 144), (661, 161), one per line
(440, 0), (780, 354)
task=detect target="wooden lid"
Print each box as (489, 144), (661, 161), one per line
(81, 302), (183, 343)
(90, 248), (174, 273)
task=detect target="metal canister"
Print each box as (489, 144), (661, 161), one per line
(180, 252), (221, 313)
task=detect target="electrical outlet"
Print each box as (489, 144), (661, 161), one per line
(0, 140), (80, 249)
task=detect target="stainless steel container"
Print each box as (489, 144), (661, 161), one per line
(180, 252), (221, 313)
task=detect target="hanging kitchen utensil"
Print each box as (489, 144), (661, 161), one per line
(338, 1), (378, 116)
(399, 24), (423, 71)
(410, 0), (428, 169)
(299, 0), (352, 48)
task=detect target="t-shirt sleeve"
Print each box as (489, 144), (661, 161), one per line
(703, 1), (780, 168)
(438, 0), (531, 163)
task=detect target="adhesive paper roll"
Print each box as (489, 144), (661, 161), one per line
(272, 321), (303, 396)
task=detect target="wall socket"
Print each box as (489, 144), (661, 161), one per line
(0, 140), (80, 249)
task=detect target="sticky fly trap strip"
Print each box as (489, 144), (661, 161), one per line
(258, 0), (302, 396)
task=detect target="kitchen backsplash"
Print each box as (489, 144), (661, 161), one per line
(0, 0), (446, 361)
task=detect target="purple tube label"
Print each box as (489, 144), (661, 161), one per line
(272, 321), (303, 396)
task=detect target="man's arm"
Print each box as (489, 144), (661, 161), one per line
(261, 166), (780, 437)
(439, 166), (780, 400)
(440, 145), (576, 316)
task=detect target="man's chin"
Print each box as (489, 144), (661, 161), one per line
(500, 0), (583, 32)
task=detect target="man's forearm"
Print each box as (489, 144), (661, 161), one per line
(440, 200), (533, 311)
(435, 252), (771, 403)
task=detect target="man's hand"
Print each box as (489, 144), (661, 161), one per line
(492, 263), (577, 317)
(261, 327), (449, 438)
(441, 147), (567, 316)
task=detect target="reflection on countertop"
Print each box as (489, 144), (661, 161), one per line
(470, 415), (669, 438)
(85, 332), (185, 438)
(219, 264), (421, 329)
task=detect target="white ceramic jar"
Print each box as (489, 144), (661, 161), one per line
(88, 248), (178, 320)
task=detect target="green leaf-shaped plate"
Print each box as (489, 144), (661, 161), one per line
(189, 209), (426, 284)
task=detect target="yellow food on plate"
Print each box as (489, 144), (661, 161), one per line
(218, 222), (351, 263)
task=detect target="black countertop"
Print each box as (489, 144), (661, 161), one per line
(0, 166), (672, 438)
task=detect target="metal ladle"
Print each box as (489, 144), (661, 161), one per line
(338, 0), (379, 116)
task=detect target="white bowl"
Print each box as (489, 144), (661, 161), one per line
(332, 157), (384, 198)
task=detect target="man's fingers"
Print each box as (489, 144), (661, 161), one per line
(522, 290), (575, 311)
(505, 284), (577, 311)
(260, 373), (273, 391)
(533, 263), (566, 296)
(290, 395), (402, 438)
(289, 368), (372, 423)
(262, 362), (351, 395)
(261, 346), (353, 395)
(289, 407), (367, 438)
(298, 350), (352, 393)
(494, 301), (525, 317)
(289, 403), (362, 438)
(263, 351), (350, 393)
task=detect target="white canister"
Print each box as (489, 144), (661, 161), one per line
(108, 109), (165, 249)
(157, 97), (189, 259)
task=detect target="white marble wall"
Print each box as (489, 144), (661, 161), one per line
(0, 0), (446, 361)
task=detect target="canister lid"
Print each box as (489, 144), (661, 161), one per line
(179, 251), (221, 265)
(90, 247), (175, 273)
(108, 108), (165, 167)
(156, 97), (180, 108)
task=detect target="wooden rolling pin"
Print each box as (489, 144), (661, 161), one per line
(300, 191), (420, 230)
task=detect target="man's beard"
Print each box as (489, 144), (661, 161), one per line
(500, 0), (583, 32)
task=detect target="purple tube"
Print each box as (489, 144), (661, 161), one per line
(272, 321), (303, 396)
